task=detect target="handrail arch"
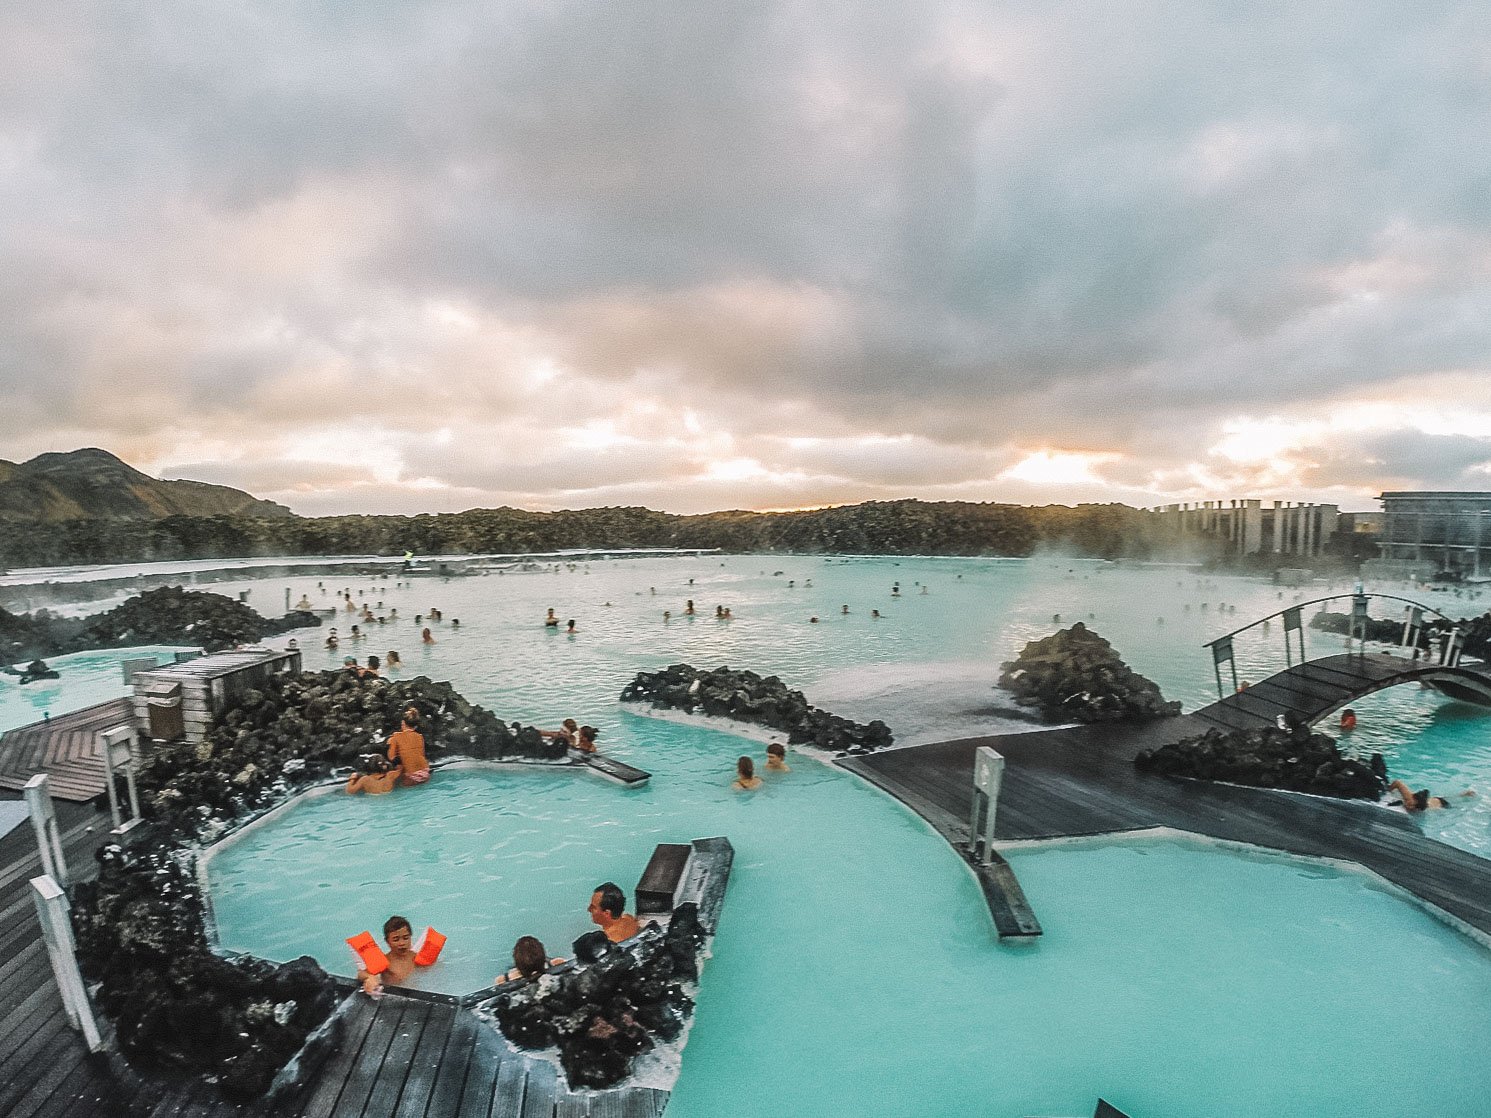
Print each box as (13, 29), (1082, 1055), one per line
(1201, 592), (1461, 651)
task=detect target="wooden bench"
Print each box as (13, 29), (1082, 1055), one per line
(572, 750), (651, 786)
(635, 843), (692, 915)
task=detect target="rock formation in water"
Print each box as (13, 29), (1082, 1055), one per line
(997, 623), (1181, 723)
(620, 663), (893, 753)
(1, 585), (319, 662)
(138, 668), (567, 842)
(492, 904), (708, 1089)
(1135, 719), (1388, 800)
(69, 840), (339, 1101)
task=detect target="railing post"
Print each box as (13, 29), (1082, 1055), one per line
(98, 725), (143, 835)
(970, 748), (1005, 865)
(24, 774), (68, 886)
(30, 875), (104, 1051)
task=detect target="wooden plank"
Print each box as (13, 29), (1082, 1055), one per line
(975, 855), (1042, 938)
(291, 995), (381, 1118)
(420, 1013), (477, 1118)
(518, 1058), (558, 1118)
(492, 1048), (526, 1116)
(389, 1003), (457, 1118)
(362, 999), (435, 1118)
(325, 997), (410, 1118)
(454, 1029), (502, 1118)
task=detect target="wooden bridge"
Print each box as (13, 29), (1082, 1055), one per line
(0, 698), (133, 802)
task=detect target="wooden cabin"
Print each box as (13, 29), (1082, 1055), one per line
(131, 649), (302, 744)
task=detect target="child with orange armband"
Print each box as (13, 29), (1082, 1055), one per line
(350, 915), (446, 994)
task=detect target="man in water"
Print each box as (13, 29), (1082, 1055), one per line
(387, 712), (430, 785)
(588, 882), (641, 943)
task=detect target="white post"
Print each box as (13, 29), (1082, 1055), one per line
(98, 725), (141, 834)
(971, 747), (1006, 865)
(24, 774), (68, 886)
(31, 875), (104, 1051)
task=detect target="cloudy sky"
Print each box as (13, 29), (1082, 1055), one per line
(3, 1), (1490, 515)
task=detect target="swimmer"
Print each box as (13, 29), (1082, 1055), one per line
(495, 936), (566, 985)
(386, 650), (402, 668)
(350, 624), (362, 640)
(841, 604), (849, 614)
(574, 725), (599, 753)
(342, 655), (365, 677)
(685, 600), (695, 616)
(325, 633), (339, 650)
(567, 619), (577, 633)
(732, 756), (763, 790)
(588, 883), (641, 943)
(1386, 779), (1473, 812)
(765, 742), (790, 772)
(545, 608), (559, 628)
(809, 616), (819, 624)
(422, 627), (435, 644)
(294, 594), (313, 610)
(346, 755), (400, 795)
(871, 609), (880, 619)
(663, 610), (671, 622)
(542, 718), (579, 747)
(451, 619), (459, 628)
(365, 655), (380, 676)
(1339, 708), (1357, 733)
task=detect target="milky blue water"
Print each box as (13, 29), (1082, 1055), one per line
(9, 556), (1491, 1114)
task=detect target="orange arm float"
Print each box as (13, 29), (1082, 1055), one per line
(414, 927), (447, 967)
(347, 931), (389, 974)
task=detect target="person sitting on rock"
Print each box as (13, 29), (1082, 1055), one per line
(588, 882), (641, 943)
(347, 755), (400, 795)
(387, 713), (430, 785)
(732, 756), (763, 790)
(765, 742), (790, 772)
(342, 655), (366, 677)
(494, 935), (566, 985)
(358, 915), (421, 993)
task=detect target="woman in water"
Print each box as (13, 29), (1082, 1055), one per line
(386, 650), (402, 668)
(422, 627), (435, 644)
(732, 756), (762, 791)
(495, 936), (566, 985)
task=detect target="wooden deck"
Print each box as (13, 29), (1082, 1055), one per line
(843, 709), (1491, 938)
(0, 698), (134, 801)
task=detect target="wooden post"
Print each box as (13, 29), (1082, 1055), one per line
(24, 774), (68, 886)
(970, 747), (1005, 865)
(30, 875), (104, 1051)
(98, 725), (142, 835)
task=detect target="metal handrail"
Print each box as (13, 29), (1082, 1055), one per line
(1201, 592), (1460, 650)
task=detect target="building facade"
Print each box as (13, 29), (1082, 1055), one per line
(1378, 492), (1491, 576)
(1149, 499), (1340, 558)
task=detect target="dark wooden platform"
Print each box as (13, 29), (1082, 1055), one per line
(572, 751), (651, 787)
(0, 698), (134, 801)
(843, 709), (1491, 938)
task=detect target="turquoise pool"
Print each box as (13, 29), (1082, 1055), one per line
(11, 555), (1491, 1113)
(205, 732), (1491, 1117)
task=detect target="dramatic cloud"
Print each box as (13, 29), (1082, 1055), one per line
(3, 0), (1490, 513)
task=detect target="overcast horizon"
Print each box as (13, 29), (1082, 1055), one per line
(5, 2), (1491, 517)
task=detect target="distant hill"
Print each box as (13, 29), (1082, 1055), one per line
(0, 448), (294, 521)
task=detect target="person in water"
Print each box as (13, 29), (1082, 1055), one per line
(422, 627), (435, 644)
(385, 649), (402, 668)
(574, 725), (599, 753)
(588, 882), (641, 943)
(494, 936), (567, 985)
(365, 654), (380, 676)
(347, 755), (400, 795)
(388, 713), (430, 785)
(765, 742), (790, 772)
(1339, 708), (1357, 732)
(358, 915), (420, 993)
(544, 608), (560, 628)
(1387, 779), (1474, 812)
(733, 755), (763, 790)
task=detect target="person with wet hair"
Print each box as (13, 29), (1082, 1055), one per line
(733, 755), (762, 790)
(494, 935), (566, 985)
(765, 742), (790, 772)
(346, 755), (400, 795)
(588, 882), (640, 943)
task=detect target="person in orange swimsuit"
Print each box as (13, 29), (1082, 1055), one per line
(387, 713), (430, 785)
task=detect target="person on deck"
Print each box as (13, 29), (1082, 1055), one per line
(387, 713), (430, 785)
(588, 882), (641, 943)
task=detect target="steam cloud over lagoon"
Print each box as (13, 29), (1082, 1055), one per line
(3, 0), (1491, 514)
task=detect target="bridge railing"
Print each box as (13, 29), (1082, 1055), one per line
(1203, 592), (1465, 699)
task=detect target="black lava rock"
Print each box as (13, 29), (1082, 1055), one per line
(997, 623), (1181, 724)
(1135, 724), (1388, 800)
(620, 664), (894, 753)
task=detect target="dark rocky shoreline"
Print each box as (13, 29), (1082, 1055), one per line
(1, 585), (320, 663)
(1135, 720), (1388, 800)
(997, 623), (1181, 723)
(620, 663), (893, 753)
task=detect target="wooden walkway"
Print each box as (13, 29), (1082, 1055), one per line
(0, 698), (134, 801)
(843, 710), (1491, 938)
(1192, 651), (1491, 733)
